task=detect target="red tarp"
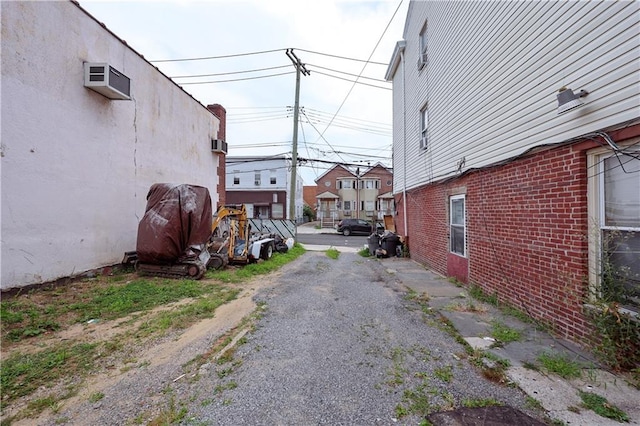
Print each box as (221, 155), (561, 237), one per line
(136, 183), (213, 264)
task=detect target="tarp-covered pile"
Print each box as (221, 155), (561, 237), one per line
(136, 183), (213, 264)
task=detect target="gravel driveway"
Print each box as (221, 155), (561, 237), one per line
(182, 251), (541, 425)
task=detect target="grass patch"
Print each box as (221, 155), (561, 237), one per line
(490, 320), (522, 343)
(468, 285), (498, 306)
(205, 243), (306, 282)
(1, 277), (234, 345)
(434, 365), (453, 383)
(1, 342), (98, 404)
(0, 244), (305, 419)
(358, 247), (372, 257)
(579, 391), (629, 422)
(88, 392), (105, 403)
(135, 288), (239, 337)
(446, 299), (488, 313)
(325, 247), (340, 259)
(537, 352), (583, 379)
(461, 398), (502, 408)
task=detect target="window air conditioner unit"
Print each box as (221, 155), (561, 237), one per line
(211, 139), (228, 154)
(417, 53), (427, 70)
(420, 137), (428, 150)
(84, 63), (131, 100)
(254, 180), (261, 186)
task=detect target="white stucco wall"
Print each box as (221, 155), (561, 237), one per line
(1, 1), (223, 289)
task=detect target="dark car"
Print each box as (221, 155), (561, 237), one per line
(335, 218), (384, 236)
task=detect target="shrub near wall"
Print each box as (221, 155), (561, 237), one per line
(403, 141), (598, 342)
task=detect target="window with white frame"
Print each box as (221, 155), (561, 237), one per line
(420, 106), (428, 150)
(233, 170), (240, 185)
(418, 22), (427, 70)
(254, 172), (261, 186)
(338, 179), (353, 189)
(270, 169), (277, 185)
(343, 200), (351, 211)
(364, 180), (379, 189)
(590, 149), (640, 313)
(450, 195), (465, 256)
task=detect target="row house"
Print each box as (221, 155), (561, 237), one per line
(385, 0), (639, 348)
(225, 156), (304, 222)
(315, 163), (394, 227)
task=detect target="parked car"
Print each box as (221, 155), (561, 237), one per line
(335, 218), (384, 236)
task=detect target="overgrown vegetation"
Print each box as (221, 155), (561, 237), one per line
(325, 247), (340, 259)
(536, 352), (583, 379)
(578, 391), (629, 422)
(358, 247), (372, 257)
(489, 320), (522, 344)
(587, 231), (640, 373)
(0, 244), (306, 422)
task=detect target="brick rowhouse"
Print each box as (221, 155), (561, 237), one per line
(395, 126), (640, 343)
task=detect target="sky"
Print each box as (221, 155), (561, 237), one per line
(79, 0), (410, 186)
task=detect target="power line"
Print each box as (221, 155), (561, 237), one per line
(306, 63), (389, 83)
(309, 70), (391, 91)
(170, 65), (291, 78)
(294, 48), (388, 66)
(314, 0), (404, 148)
(178, 71), (294, 84)
(149, 48), (287, 63)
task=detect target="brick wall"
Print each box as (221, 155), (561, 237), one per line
(207, 104), (226, 209)
(402, 141), (604, 342)
(362, 165), (393, 193)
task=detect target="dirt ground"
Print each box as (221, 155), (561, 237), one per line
(1, 271), (281, 425)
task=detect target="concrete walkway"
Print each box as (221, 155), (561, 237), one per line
(296, 222), (639, 425)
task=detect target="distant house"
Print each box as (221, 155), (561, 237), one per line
(385, 1), (639, 344)
(1, 1), (226, 290)
(303, 186), (319, 218)
(225, 156), (304, 222)
(315, 163), (394, 227)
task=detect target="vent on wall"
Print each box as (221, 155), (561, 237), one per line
(211, 139), (228, 154)
(84, 63), (131, 100)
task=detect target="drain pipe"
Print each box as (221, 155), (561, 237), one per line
(400, 49), (408, 237)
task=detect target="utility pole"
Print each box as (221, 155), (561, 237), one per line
(285, 49), (310, 221)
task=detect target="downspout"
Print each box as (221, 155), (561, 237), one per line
(400, 50), (408, 237)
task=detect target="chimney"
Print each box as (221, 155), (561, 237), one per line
(207, 104), (227, 208)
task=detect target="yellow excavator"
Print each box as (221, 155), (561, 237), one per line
(207, 204), (276, 270)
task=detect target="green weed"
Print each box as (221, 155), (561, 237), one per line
(537, 352), (583, 379)
(490, 320), (522, 343)
(1, 343), (98, 404)
(579, 391), (629, 422)
(325, 247), (340, 259)
(461, 398), (501, 408)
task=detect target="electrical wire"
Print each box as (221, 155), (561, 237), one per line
(178, 71), (295, 84)
(149, 48), (288, 63)
(170, 65), (291, 78)
(313, 0), (404, 152)
(294, 48), (389, 66)
(308, 70), (392, 90)
(306, 63), (390, 83)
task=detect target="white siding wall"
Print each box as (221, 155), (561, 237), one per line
(225, 156), (304, 221)
(1, 2), (222, 289)
(226, 157), (290, 191)
(391, 0), (639, 192)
